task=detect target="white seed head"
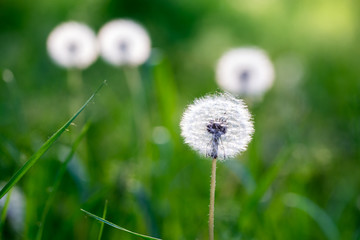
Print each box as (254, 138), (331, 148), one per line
(216, 47), (275, 96)
(180, 93), (254, 160)
(98, 19), (151, 66)
(0, 185), (26, 232)
(47, 21), (98, 69)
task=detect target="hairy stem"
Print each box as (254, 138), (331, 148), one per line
(209, 158), (217, 240)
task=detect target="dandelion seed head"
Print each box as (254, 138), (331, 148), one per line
(216, 47), (275, 96)
(47, 21), (98, 69)
(0, 185), (26, 233)
(153, 126), (171, 144)
(180, 93), (254, 160)
(98, 19), (151, 66)
(2, 69), (14, 83)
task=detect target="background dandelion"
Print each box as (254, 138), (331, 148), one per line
(47, 21), (98, 69)
(216, 47), (275, 97)
(98, 19), (151, 66)
(0, 185), (25, 236)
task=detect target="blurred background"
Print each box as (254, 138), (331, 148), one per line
(0, 0), (360, 239)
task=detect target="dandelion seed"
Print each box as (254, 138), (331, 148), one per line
(47, 21), (98, 69)
(180, 93), (254, 160)
(216, 47), (275, 96)
(98, 19), (151, 66)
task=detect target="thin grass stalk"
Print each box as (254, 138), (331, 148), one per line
(97, 200), (108, 240)
(0, 188), (12, 239)
(81, 209), (162, 240)
(36, 122), (90, 240)
(0, 81), (105, 200)
(209, 158), (217, 240)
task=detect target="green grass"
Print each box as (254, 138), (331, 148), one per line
(97, 200), (108, 240)
(0, 81), (105, 200)
(81, 209), (162, 240)
(0, 1), (360, 239)
(36, 122), (91, 240)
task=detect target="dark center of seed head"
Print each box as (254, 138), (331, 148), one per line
(239, 70), (250, 83)
(207, 122), (227, 137)
(67, 42), (78, 54)
(119, 41), (128, 53)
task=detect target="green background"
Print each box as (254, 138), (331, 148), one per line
(0, 0), (360, 239)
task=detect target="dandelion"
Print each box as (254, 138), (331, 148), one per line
(47, 21), (98, 69)
(0, 185), (25, 234)
(216, 47), (275, 96)
(97, 19), (151, 152)
(180, 93), (254, 240)
(181, 93), (254, 160)
(98, 19), (151, 66)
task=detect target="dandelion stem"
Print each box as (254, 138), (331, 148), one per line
(122, 67), (149, 153)
(67, 69), (83, 95)
(67, 69), (84, 120)
(209, 158), (217, 240)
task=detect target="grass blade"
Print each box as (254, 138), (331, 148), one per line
(81, 209), (162, 240)
(283, 193), (340, 240)
(36, 122), (91, 240)
(245, 146), (293, 210)
(0, 81), (106, 200)
(97, 200), (108, 240)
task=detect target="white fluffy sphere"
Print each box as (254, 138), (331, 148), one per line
(47, 21), (98, 69)
(0, 185), (26, 233)
(180, 93), (254, 160)
(216, 47), (275, 96)
(98, 19), (151, 66)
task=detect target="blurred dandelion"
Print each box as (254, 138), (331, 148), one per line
(47, 21), (98, 130)
(216, 47), (275, 97)
(180, 93), (254, 240)
(2, 69), (14, 83)
(47, 21), (98, 69)
(98, 19), (151, 66)
(152, 126), (171, 145)
(98, 19), (152, 156)
(0, 185), (25, 234)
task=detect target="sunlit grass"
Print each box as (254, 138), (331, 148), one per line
(81, 209), (162, 240)
(0, 81), (106, 200)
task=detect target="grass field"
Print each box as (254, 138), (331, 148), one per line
(0, 0), (360, 239)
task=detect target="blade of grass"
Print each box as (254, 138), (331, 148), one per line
(81, 209), (162, 240)
(97, 200), (108, 240)
(36, 122), (91, 240)
(246, 146), (293, 210)
(0, 188), (12, 237)
(0, 80), (106, 200)
(239, 146), (293, 233)
(283, 193), (339, 240)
